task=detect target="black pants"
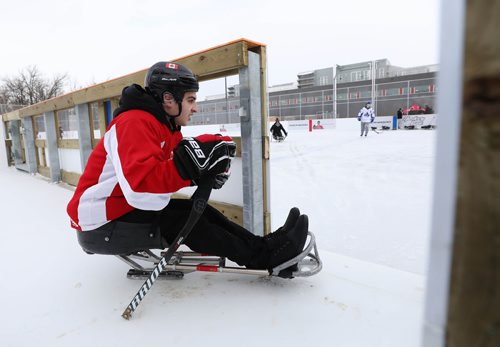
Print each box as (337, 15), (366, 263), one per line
(77, 199), (269, 268)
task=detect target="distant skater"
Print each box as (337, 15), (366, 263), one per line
(357, 102), (375, 137)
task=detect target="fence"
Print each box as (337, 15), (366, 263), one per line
(1, 38), (272, 235)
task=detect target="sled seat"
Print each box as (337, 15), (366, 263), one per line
(76, 220), (166, 256)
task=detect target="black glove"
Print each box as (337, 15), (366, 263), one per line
(213, 172), (230, 189)
(174, 134), (236, 188)
(191, 172), (230, 190)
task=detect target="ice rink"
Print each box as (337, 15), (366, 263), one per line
(0, 121), (435, 347)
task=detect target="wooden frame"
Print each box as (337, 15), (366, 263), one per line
(1, 40), (261, 121)
(1, 38), (269, 228)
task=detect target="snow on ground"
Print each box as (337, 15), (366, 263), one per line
(0, 121), (434, 347)
(269, 125), (435, 275)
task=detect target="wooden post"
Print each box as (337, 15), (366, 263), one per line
(97, 101), (107, 138)
(447, 1), (500, 346)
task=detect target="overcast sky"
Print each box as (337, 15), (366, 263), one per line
(0, 0), (440, 99)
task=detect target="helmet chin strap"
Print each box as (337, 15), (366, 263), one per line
(162, 90), (183, 118)
(164, 101), (183, 130)
(165, 101), (182, 118)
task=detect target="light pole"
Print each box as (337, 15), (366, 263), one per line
(334, 65), (338, 119)
(224, 77), (229, 124)
(371, 60), (376, 107)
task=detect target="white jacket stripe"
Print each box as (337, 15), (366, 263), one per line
(77, 155), (118, 230)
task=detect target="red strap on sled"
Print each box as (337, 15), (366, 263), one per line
(196, 265), (218, 272)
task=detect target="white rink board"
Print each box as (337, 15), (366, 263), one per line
(59, 148), (82, 173)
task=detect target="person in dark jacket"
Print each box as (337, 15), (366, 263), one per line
(424, 105), (434, 114)
(397, 108), (403, 129)
(270, 118), (288, 141)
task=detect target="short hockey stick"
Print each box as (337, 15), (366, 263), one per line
(121, 180), (214, 320)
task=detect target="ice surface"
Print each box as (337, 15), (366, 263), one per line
(0, 120), (433, 347)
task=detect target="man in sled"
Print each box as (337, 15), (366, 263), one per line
(270, 118), (288, 141)
(67, 61), (308, 275)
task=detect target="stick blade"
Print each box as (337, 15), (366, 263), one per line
(122, 307), (132, 320)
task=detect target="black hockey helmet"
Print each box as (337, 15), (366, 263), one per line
(145, 62), (199, 106)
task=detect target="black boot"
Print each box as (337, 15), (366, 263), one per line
(267, 214), (309, 271)
(263, 207), (300, 249)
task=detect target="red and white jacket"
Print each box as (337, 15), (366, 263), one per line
(67, 110), (190, 231)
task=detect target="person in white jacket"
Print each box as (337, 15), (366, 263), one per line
(357, 102), (376, 136)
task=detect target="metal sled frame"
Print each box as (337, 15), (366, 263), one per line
(116, 232), (322, 280)
(272, 135), (286, 142)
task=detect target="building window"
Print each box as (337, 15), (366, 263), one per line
(349, 91), (360, 99)
(352, 70), (371, 81)
(319, 76), (329, 85)
(337, 90), (348, 100)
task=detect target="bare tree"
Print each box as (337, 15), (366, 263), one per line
(1, 66), (68, 106)
(67, 76), (97, 92)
